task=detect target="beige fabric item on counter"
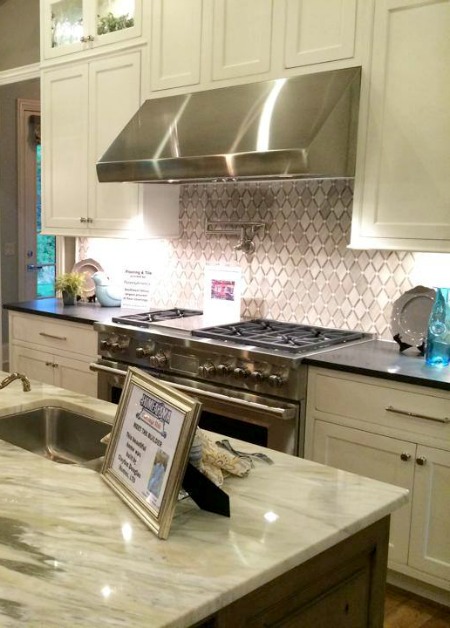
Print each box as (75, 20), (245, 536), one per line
(196, 428), (252, 487)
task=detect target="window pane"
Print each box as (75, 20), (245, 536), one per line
(36, 144), (56, 297)
(37, 265), (56, 298)
(51, 0), (83, 48)
(97, 0), (135, 35)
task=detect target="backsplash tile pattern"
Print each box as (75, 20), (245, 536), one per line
(80, 178), (416, 338)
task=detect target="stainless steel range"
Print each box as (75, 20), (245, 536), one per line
(92, 311), (371, 457)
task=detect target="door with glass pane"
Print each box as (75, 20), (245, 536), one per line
(17, 101), (56, 300)
(41, 0), (142, 60)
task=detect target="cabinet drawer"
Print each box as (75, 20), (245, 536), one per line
(10, 313), (97, 358)
(309, 369), (450, 445)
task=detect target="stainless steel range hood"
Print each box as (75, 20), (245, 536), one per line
(97, 67), (361, 184)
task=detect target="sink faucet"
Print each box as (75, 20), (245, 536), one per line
(0, 372), (31, 392)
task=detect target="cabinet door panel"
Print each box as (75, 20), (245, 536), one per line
(42, 65), (89, 232)
(313, 421), (414, 566)
(54, 355), (98, 397)
(409, 446), (450, 581)
(151, 0), (202, 90)
(89, 51), (142, 231)
(285, 0), (356, 67)
(212, 0), (272, 80)
(10, 346), (55, 387)
(351, 0), (450, 249)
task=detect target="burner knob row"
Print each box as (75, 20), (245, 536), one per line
(197, 363), (284, 386)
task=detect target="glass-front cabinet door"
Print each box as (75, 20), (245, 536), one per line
(41, 0), (142, 60)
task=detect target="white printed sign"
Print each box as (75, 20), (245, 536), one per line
(122, 268), (153, 309)
(110, 383), (184, 513)
(203, 265), (242, 321)
(101, 368), (202, 539)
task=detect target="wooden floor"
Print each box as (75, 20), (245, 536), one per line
(384, 585), (450, 627)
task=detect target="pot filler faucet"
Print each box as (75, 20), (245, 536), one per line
(0, 372), (31, 392)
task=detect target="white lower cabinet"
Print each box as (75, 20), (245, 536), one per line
(8, 312), (98, 398)
(313, 421), (415, 566)
(305, 367), (450, 597)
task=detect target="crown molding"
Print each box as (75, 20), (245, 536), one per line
(0, 62), (40, 86)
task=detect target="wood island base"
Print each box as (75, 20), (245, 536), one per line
(200, 516), (390, 628)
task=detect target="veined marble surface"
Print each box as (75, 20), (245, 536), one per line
(0, 373), (408, 627)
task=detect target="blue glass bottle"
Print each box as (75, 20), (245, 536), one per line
(425, 287), (450, 367)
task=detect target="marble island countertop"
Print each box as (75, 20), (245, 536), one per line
(0, 375), (408, 627)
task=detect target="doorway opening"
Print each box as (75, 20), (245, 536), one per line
(17, 99), (57, 300)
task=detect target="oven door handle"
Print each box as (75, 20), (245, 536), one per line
(90, 363), (128, 377)
(160, 382), (296, 420)
(90, 362), (296, 421)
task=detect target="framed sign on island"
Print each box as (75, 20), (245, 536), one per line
(101, 367), (202, 539)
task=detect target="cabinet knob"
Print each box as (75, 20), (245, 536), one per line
(416, 456), (427, 466)
(400, 452), (411, 462)
(80, 217), (87, 223)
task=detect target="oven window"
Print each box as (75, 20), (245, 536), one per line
(110, 386), (123, 405)
(199, 411), (268, 448)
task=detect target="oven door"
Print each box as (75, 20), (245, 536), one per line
(90, 359), (301, 456)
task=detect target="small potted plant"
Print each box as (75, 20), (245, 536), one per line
(55, 272), (85, 306)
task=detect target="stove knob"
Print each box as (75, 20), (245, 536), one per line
(100, 339), (110, 350)
(110, 343), (122, 352)
(250, 370), (264, 383)
(199, 362), (216, 377)
(216, 364), (231, 376)
(149, 353), (167, 369)
(268, 374), (284, 387)
(233, 367), (249, 379)
(136, 346), (152, 358)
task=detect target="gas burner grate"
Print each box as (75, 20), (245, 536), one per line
(192, 319), (365, 354)
(112, 308), (203, 327)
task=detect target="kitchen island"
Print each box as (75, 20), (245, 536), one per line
(0, 374), (408, 627)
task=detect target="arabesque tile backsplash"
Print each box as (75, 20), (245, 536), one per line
(79, 178), (419, 339)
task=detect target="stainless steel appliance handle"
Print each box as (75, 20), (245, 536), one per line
(90, 363), (127, 377)
(90, 362), (295, 420)
(386, 405), (449, 424)
(161, 382), (295, 420)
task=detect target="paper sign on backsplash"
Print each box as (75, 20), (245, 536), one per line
(122, 268), (153, 309)
(203, 265), (242, 321)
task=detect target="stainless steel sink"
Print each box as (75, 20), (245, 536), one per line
(0, 406), (111, 468)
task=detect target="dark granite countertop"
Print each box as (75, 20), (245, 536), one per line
(5, 301), (450, 391)
(3, 298), (136, 325)
(304, 339), (450, 391)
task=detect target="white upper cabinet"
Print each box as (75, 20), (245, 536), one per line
(41, 0), (142, 61)
(148, 0), (365, 94)
(42, 50), (143, 236)
(284, 0), (357, 68)
(211, 0), (273, 81)
(351, 0), (450, 252)
(150, 0), (202, 91)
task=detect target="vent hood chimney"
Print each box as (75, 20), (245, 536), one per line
(97, 67), (361, 184)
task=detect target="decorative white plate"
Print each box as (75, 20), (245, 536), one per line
(390, 286), (435, 347)
(71, 258), (104, 299)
